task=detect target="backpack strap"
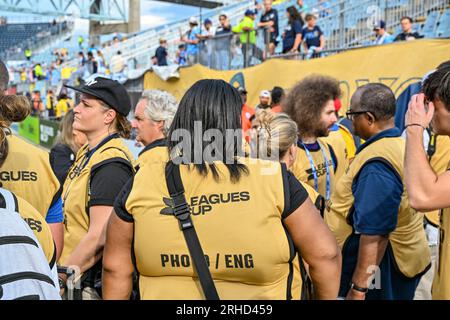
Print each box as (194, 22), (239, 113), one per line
(0, 189), (18, 212)
(164, 161), (220, 300)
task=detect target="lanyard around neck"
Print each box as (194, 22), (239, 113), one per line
(301, 140), (333, 200)
(63, 133), (119, 206)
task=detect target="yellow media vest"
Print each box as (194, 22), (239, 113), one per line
(321, 127), (350, 182)
(432, 158), (450, 299)
(59, 136), (134, 266)
(425, 135), (450, 227)
(338, 124), (357, 161)
(124, 158), (302, 300)
(2, 135), (60, 218)
(324, 136), (430, 278)
(300, 181), (324, 215)
(15, 194), (56, 268)
(291, 139), (336, 200)
(135, 139), (169, 170)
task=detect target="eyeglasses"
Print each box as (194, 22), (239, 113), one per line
(346, 110), (373, 120)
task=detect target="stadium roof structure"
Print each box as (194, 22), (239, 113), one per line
(0, 0), (127, 21)
(154, 0), (224, 9)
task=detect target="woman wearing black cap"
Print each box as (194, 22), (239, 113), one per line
(58, 77), (135, 299)
(103, 79), (341, 300)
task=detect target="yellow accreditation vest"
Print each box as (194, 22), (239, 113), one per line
(425, 135), (450, 227)
(59, 135), (134, 266)
(432, 146), (450, 299)
(124, 158), (302, 300)
(433, 200), (450, 299)
(1, 135), (60, 218)
(324, 135), (430, 278)
(14, 194), (57, 268)
(134, 139), (169, 171)
(300, 181), (324, 215)
(322, 127), (349, 183)
(290, 139), (336, 200)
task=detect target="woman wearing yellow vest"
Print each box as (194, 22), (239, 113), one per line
(58, 77), (135, 299)
(0, 60), (63, 261)
(250, 109), (325, 214)
(131, 90), (178, 170)
(326, 84), (430, 300)
(0, 94), (58, 277)
(283, 75), (345, 201)
(405, 65), (450, 300)
(103, 79), (341, 300)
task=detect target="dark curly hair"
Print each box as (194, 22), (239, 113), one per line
(423, 66), (450, 112)
(282, 74), (340, 138)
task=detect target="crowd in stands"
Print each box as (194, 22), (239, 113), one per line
(2, 55), (450, 300)
(4, 33), (132, 120)
(153, 0), (428, 69)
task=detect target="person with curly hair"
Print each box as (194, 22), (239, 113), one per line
(282, 74), (344, 201)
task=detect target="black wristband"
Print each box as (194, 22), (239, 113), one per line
(405, 123), (426, 130)
(350, 282), (368, 293)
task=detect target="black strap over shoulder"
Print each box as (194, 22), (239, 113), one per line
(427, 128), (436, 161)
(164, 161), (220, 300)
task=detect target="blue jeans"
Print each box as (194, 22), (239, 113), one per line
(215, 50), (230, 70)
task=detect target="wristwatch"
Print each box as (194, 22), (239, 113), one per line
(350, 282), (368, 293)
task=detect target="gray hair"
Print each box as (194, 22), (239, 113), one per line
(140, 90), (178, 135)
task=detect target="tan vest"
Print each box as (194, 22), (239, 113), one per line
(291, 139), (336, 200)
(2, 135), (60, 218)
(59, 136), (134, 265)
(135, 139), (169, 170)
(325, 135), (430, 278)
(124, 158), (302, 300)
(16, 194), (56, 267)
(322, 127), (349, 182)
(425, 135), (450, 227)
(432, 158), (450, 299)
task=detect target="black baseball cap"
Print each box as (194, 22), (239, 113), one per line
(65, 77), (131, 116)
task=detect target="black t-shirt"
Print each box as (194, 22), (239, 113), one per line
(215, 25), (233, 51)
(114, 164), (309, 222)
(394, 32), (422, 42)
(283, 20), (303, 52)
(89, 161), (134, 207)
(155, 46), (168, 66)
(50, 143), (75, 187)
(260, 8), (279, 37)
(301, 26), (323, 49)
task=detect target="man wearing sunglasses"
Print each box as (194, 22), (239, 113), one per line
(325, 83), (430, 300)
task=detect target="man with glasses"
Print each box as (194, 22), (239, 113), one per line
(325, 83), (430, 300)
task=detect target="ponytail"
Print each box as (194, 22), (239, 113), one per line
(0, 95), (31, 165)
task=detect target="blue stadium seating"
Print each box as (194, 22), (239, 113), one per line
(436, 8), (450, 37)
(0, 22), (68, 60)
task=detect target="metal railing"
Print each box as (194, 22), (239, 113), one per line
(316, 0), (448, 51)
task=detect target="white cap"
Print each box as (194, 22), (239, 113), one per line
(260, 90), (271, 98)
(189, 16), (198, 25)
